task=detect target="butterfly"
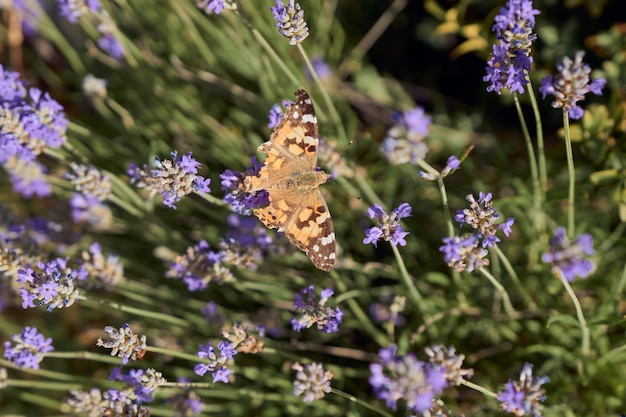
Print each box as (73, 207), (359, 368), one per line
(244, 90), (335, 271)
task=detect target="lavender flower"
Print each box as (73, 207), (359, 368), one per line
(317, 137), (354, 179)
(270, 0), (285, 21)
(97, 33), (125, 60)
(442, 155), (461, 174)
(57, 0), (101, 23)
(82, 74), (107, 99)
(221, 322), (265, 354)
(81, 242), (124, 287)
(424, 345), (474, 386)
(439, 234), (489, 272)
(193, 340), (238, 383)
(198, 0), (224, 14)
(267, 103), (283, 129)
(226, 214), (273, 252)
(101, 388), (149, 417)
(96, 324), (147, 365)
(93, 14), (126, 60)
(201, 302), (228, 332)
(17, 258), (86, 310)
(0, 65), (27, 100)
(292, 362), (334, 402)
(541, 227), (595, 281)
(0, 86), (68, 161)
(267, 99), (292, 129)
(0, 217), (62, 296)
(307, 57), (332, 81)
(484, 0), (540, 94)
(454, 192), (515, 247)
(69, 193), (113, 228)
(539, 51), (607, 120)
(271, 0), (309, 45)
(369, 345), (447, 413)
(66, 388), (104, 414)
(167, 388), (204, 415)
(65, 163), (112, 201)
(108, 367), (164, 403)
(0, 66), (69, 197)
(3, 326), (54, 370)
(166, 240), (233, 291)
(129, 151), (211, 209)
(404, 107), (431, 135)
(166, 215), (276, 282)
(498, 363), (548, 417)
(369, 294), (406, 327)
(363, 203), (411, 247)
(381, 108), (431, 165)
(11, 0), (43, 35)
(4, 158), (52, 197)
(10, 216), (72, 250)
(196, 0), (236, 14)
(220, 157), (269, 214)
(219, 214), (279, 270)
(419, 155), (462, 181)
(291, 286), (343, 333)
(139, 368), (166, 395)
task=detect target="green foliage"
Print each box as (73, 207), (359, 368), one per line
(1, 0), (625, 416)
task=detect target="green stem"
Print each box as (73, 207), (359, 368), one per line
(560, 276), (590, 357)
(297, 44), (348, 145)
(418, 159), (467, 305)
(493, 244), (537, 310)
(562, 109), (575, 237)
(416, 159), (440, 177)
(391, 244), (428, 317)
(614, 259), (626, 304)
(526, 78), (547, 200)
(598, 221), (626, 253)
(197, 190), (228, 207)
(234, 10), (300, 86)
(461, 380), (498, 398)
(80, 296), (189, 327)
(108, 194), (144, 218)
(36, 8), (85, 73)
(353, 171), (384, 207)
(146, 346), (203, 362)
(332, 271), (388, 347)
(2, 379), (82, 390)
(331, 388), (393, 417)
(513, 92), (542, 233)
(105, 98), (136, 129)
(477, 268), (515, 315)
(435, 177), (454, 237)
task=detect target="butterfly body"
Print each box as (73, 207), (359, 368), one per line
(245, 90), (335, 271)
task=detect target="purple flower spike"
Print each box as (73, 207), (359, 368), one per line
(542, 227), (595, 281)
(539, 51), (606, 120)
(363, 203), (412, 248)
(484, 0), (540, 95)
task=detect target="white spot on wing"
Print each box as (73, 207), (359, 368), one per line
(321, 233), (335, 246)
(292, 111), (299, 119)
(302, 114), (316, 124)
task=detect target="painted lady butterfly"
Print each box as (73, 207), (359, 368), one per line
(244, 90), (336, 271)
